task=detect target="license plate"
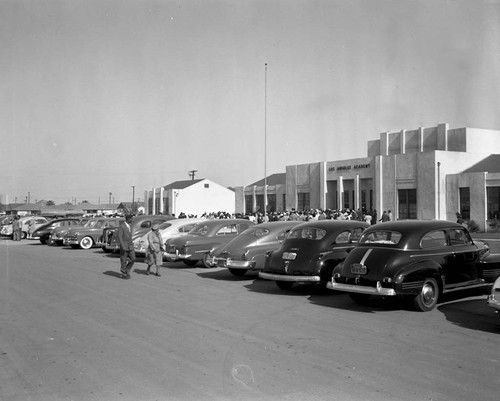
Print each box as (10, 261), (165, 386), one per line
(351, 263), (367, 274)
(282, 252), (297, 260)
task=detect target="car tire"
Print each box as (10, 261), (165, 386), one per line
(349, 293), (371, 306)
(228, 268), (246, 276)
(276, 281), (293, 290)
(183, 260), (198, 267)
(21, 231), (27, 239)
(39, 238), (46, 245)
(202, 253), (213, 268)
(413, 278), (439, 312)
(79, 236), (93, 250)
(46, 235), (55, 245)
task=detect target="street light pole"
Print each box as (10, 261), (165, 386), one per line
(264, 62), (268, 214)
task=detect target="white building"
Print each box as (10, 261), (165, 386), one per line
(146, 178), (235, 217)
(236, 123), (500, 232)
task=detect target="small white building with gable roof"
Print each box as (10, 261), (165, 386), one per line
(146, 178), (235, 217)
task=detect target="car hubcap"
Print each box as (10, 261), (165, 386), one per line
(422, 283), (436, 305)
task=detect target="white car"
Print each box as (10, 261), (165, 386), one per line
(0, 216), (48, 239)
(487, 275), (500, 314)
(133, 218), (207, 257)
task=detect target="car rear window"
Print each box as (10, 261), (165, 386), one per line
(287, 227), (327, 240)
(359, 230), (402, 245)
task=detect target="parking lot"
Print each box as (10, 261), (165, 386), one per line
(0, 238), (499, 401)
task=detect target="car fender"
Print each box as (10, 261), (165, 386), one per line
(393, 260), (444, 295)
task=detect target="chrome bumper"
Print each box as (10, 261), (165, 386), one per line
(327, 280), (397, 296)
(214, 258), (256, 269)
(258, 272), (321, 283)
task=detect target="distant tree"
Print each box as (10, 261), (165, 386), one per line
(64, 201), (72, 205)
(46, 200), (55, 206)
(81, 200), (89, 204)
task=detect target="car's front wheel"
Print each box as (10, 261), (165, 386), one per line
(79, 236), (93, 250)
(413, 278), (439, 312)
(202, 253), (213, 268)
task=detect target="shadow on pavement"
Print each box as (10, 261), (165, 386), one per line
(438, 297), (500, 333)
(103, 270), (125, 279)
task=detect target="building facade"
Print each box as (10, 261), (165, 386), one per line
(146, 178), (235, 217)
(236, 123), (500, 231)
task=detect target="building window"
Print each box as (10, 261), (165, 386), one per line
(267, 194), (276, 212)
(204, 184), (209, 188)
(282, 194), (286, 211)
(343, 192), (349, 209)
(361, 190), (367, 210)
(459, 187), (470, 220)
(244, 195), (253, 214)
(398, 189), (417, 219)
(487, 187), (500, 220)
(298, 192), (310, 211)
(256, 195), (264, 213)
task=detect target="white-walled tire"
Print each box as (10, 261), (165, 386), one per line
(79, 236), (93, 250)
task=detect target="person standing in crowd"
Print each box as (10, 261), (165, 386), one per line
(371, 209), (377, 225)
(146, 222), (164, 277)
(12, 216), (21, 241)
(117, 214), (135, 279)
(379, 210), (390, 223)
(388, 210), (393, 221)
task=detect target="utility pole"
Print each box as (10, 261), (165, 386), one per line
(188, 170), (197, 180)
(131, 186), (135, 211)
(109, 192), (112, 204)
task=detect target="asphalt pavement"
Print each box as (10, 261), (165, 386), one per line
(0, 238), (499, 401)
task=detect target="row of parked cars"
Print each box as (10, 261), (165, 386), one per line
(17, 214), (500, 314)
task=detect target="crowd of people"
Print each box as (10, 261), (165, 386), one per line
(176, 208), (395, 225)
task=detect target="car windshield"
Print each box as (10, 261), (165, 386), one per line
(189, 225), (209, 236)
(287, 227), (327, 240)
(241, 227), (270, 237)
(359, 230), (402, 245)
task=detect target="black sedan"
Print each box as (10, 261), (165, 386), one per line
(328, 220), (500, 311)
(259, 220), (369, 290)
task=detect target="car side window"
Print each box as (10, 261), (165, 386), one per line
(216, 225), (237, 235)
(351, 228), (365, 242)
(421, 230), (447, 249)
(335, 230), (351, 244)
(448, 228), (472, 246)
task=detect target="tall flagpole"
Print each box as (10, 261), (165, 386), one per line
(264, 63), (268, 214)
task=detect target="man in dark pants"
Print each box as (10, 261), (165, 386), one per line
(117, 214), (135, 279)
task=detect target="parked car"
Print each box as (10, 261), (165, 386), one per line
(328, 220), (500, 311)
(133, 218), (206, 257)
(0, 216), (48, 239)
(97, 214), (176, 253)
(31, 218), (81, 244)
(64, 217), (123, 249)
(487, 275), (500, 314)
(259, 220), (368, 290)
(164, 219), (255, 267)
(211, 221), (303, 276)
(50, 218), (89, 246)
(130, 215), (177, 242)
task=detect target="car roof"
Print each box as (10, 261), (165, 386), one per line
(361, 220), (468, 248)
(290, 220), (369, 230)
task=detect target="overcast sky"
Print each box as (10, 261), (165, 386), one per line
(1, 0), (499, 205)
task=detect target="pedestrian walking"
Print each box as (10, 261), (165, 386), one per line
(117, 214), (135, 279)
(146, 222), (164, 277)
